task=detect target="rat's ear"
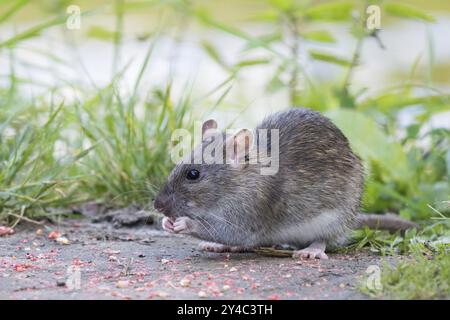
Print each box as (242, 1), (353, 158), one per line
(226, 129), (254, 166)
(202, 119), (218, 140)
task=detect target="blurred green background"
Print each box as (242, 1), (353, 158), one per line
(0, 0), (449, 224)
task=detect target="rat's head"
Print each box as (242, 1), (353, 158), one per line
(154, 163), (228, 219)
(154, 119), (255, 220)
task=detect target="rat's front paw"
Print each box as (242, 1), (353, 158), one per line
(173, 217), (196, 234)
(162, 217), (175, 232)
(292, 248), (328, 260)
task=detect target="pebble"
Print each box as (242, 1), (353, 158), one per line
(198, 291), (208, 298)
(0, 226), (14, 237)
(56, 237), (70, 245)
(56, 280), (66, 287)
(103, 249), (120, 255)
(150, 291), (169, 298)
(180, 278), (191, 287)
(116, 280), (129, 288)
(48, 231), (61, 239)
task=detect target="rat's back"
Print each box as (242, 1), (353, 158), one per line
(257, 108), (364, 248)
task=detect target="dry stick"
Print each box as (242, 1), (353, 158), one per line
(10, 205), (25, 228)
(9, 206), (44, 227)
(10, 213), (44, 226)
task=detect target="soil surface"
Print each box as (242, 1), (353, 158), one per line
(0, 210), (397, 300)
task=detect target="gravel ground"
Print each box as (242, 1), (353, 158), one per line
(0, 216), (396, 300)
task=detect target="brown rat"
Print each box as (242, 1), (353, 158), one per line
(154, 108), (418, 259)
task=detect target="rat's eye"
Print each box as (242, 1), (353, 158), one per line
(186, 169), (200, 180)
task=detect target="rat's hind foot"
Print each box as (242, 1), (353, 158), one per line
(293, 248), (328, 260)
(292, 241), (328, 260)
(198, 241), (249, 253)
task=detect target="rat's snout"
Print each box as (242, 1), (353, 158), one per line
(154, 193), (171, 215)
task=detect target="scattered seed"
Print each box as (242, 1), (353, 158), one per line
(48, 231), (61, 240)
(56, 237), (70, 245)
(32, 241), (43, 247)
(236, 287), (245, 294)
(180, 278), (191, 287)
(0, 226), (14, 237)
(198, 291), (208, 298)
(148, 291), (169, 299)
(103, 249), (120, 255)
(116, 280), (129, 288)
(13, 264), (32, 272)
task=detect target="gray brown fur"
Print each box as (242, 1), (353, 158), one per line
(155, 108), (366, 249)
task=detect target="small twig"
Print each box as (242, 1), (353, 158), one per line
(10, 214), (44, 226)
(10, 206), (44, 228)
(10, 206), (42, 229)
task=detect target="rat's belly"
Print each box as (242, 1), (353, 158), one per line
(266, 210), (345, 246)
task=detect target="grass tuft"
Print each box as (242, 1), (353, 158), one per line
(361, 250), (450, 299)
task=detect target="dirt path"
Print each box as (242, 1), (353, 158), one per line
(0, 218), (394, 300)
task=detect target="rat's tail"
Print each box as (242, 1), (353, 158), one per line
(356, 213), (420, 233)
